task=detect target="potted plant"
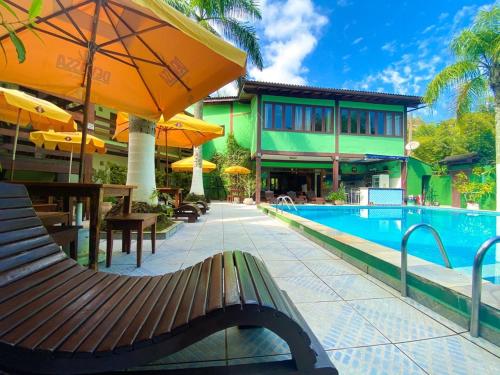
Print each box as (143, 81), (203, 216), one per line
(453, 167), (495, 210)
(242, 175), (256, 205)
(326, 184), (347, 205)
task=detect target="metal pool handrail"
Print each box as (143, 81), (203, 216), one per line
(470, 236), (500, 337)
(401, 223), (452, 297)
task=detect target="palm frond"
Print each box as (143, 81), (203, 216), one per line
(451, 30), (497, 63)
(163, 0), (194, 16)
(218, 0), (262, 20)
(456, 76), (489, 116)
(213, 17), (263, 69)
(423, 60), (482, 105)
(472, 5), (500, 33)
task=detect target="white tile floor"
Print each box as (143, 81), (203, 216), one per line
(102, 203), (500, 374)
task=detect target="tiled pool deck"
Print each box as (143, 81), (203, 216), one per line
(102, 203), (500, 374)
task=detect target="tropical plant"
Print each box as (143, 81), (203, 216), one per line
(453, 167), (495, 204)
(243, 174), (256, 198)
(423, 5), (499, 208)
(0, 0), (42, 63)
(164, 0), (263, 196)
(326, 184), (347, 203)
(92, 162), (127, 185)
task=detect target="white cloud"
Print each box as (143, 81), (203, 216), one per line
(381, 41), (397, 55)
(352, 37), (364, 45)
(422, 25), (436, 34)
(249, 0), (328, 84)
(342, 54), (351, 60)
(336, 0), (352, 7)
(438, 12), (449, 21)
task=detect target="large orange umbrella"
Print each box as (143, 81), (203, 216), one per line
(0, 0), (247, 181)
(0, 87), (76, 179)
(172, 156), (216, 173)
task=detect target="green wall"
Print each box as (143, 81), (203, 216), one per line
(202, 103), (231, 160)
(261, 131), (335, 153)
(339, 135), (404, 155)
(407, 157), (433, 196)
(427, 176), (452, 206)
(250, 96), (258, 155)
(232, 102), (252, 150)
(263, 95), (335, 107)
(339, 101), (404, 112)
(262, 161), (332, 169)
(340, 160), (401, 178)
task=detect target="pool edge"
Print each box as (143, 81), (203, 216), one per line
(259, 203), (500, 346)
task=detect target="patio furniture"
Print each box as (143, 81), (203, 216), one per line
(157, 187), (183, 208)
(265, 190), (275, 203)
(105, 213), (159, 268)
(33, 203), (58, 212)
(173, 204), (200, 223)
(37, 211), (80, 261)
(0, 182), (338, 375)
(295, 195), (307, 204)
(287, 191), (297, 200)
(9, 181), (135, 270)
(183, 200), (208, 214)
(311, 197), (326, 205)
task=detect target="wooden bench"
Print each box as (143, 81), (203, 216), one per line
(33, 203), (58, 212)
(105, 213), (159, 268)
(173, 204), (200, 223)
(182, 200), (208, 214)
(0, 183), (338, 375)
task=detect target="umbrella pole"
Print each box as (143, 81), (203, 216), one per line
(68, 148), (74, 183)
(78, 0), (102, 183)
(9, 109), (21, 180)
(165, 130), (168, 186)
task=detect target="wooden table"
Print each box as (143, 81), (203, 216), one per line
(11, 182), (136, 270)
(37, 211), (70, 226)
(157, 187), (183, 208)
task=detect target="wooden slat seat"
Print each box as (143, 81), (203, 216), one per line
(173, 204), (200, 223)
(0, 183), (337, 375)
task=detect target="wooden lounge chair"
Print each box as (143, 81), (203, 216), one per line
(311, 197), (326, 205)
(173, 203), (200, 223)
(182, 200), (208, 214)
(0, 183), (338, 375)
(295, 195), (307, 204)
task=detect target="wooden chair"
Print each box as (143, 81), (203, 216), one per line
(311, 197), (326, 205)
(182, 201), (207, 214)
(295, 195), (308, 204)
(105, 213), (159, 268)
(173, 204), (200, 223)
(0, 182), (338, 375)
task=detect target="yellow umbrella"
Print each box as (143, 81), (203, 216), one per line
(172, 156), (216, 173)
(30, 130), (106, 181)
(0, 87), (76, 179)
(224, 166), (251, 175)
(1, 1), (247, 181)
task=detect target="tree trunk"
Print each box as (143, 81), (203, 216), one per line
(189, 101), (205, 196)
(127, 115), (158, 205)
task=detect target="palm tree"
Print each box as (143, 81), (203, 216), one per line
(165, 0), (263, 196)
(424, 6), (499, 208)
(126, 115), (158, 205)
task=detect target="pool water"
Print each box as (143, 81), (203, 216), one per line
(279, 205), (500, 284)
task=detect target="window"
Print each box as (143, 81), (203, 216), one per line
(262, 102), (334, 133)
(341, 109), (349, 133)
(359, 111), (367, 134)
(325, 108), (333, 132)
(340, 107), (404, 137)
(275, 104), (283, 129)
(304, 107), (312, 131)
(264, 103), (273, 129)
(377, 112), (385, 134)
(395, 114), (402, 136)
(284, 105), (293, 130)
(349, 110), (358, 133)
(369, 111), (376, 135)
(386, 113), (393, 136)
(294, 106), (303, 130)
(314, 107), (323, 132)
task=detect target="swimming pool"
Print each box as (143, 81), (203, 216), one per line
(279, 205), (499, 284)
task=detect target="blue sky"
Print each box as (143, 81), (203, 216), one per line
(237, 0), (496, 122)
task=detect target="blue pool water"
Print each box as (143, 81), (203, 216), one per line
(279, 205), (499, 283)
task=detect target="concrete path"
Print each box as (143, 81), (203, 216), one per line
(103, 203), (500, 374)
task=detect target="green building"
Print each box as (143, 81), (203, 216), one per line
(202, 80), (422, 203)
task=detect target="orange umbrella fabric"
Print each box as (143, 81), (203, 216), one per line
(29, 131), (106, 154)
(224, 166), (251, 175)
(114, 112), (224, 148)
(0, 0), (246, 181)
(171, 156), (216, 173)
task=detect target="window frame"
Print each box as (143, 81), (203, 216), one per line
(262, 101), (334, 134)
(339, 107), (404, 138)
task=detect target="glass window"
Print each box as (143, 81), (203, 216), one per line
(395, 113), (402, 136)
(284, 105), (293, 130)
(341, 109), (349, 133)
(386, 113), (393, 135)
(275, 104), (283, 129)
(369, 111), (376, 135)
(325, 108), (332, 132)
(264, 103), (273, 129)
(377, 112), (385, 135)
(304, 107), (312, 131)
(350, 110), (358, 134)
(314, 107), (323, 132)
(359, 111), (367, 134)
(294, 106), (303, 130)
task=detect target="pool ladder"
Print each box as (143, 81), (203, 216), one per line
(401, 224), (498, 338)
(275, 195), (297, 212)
